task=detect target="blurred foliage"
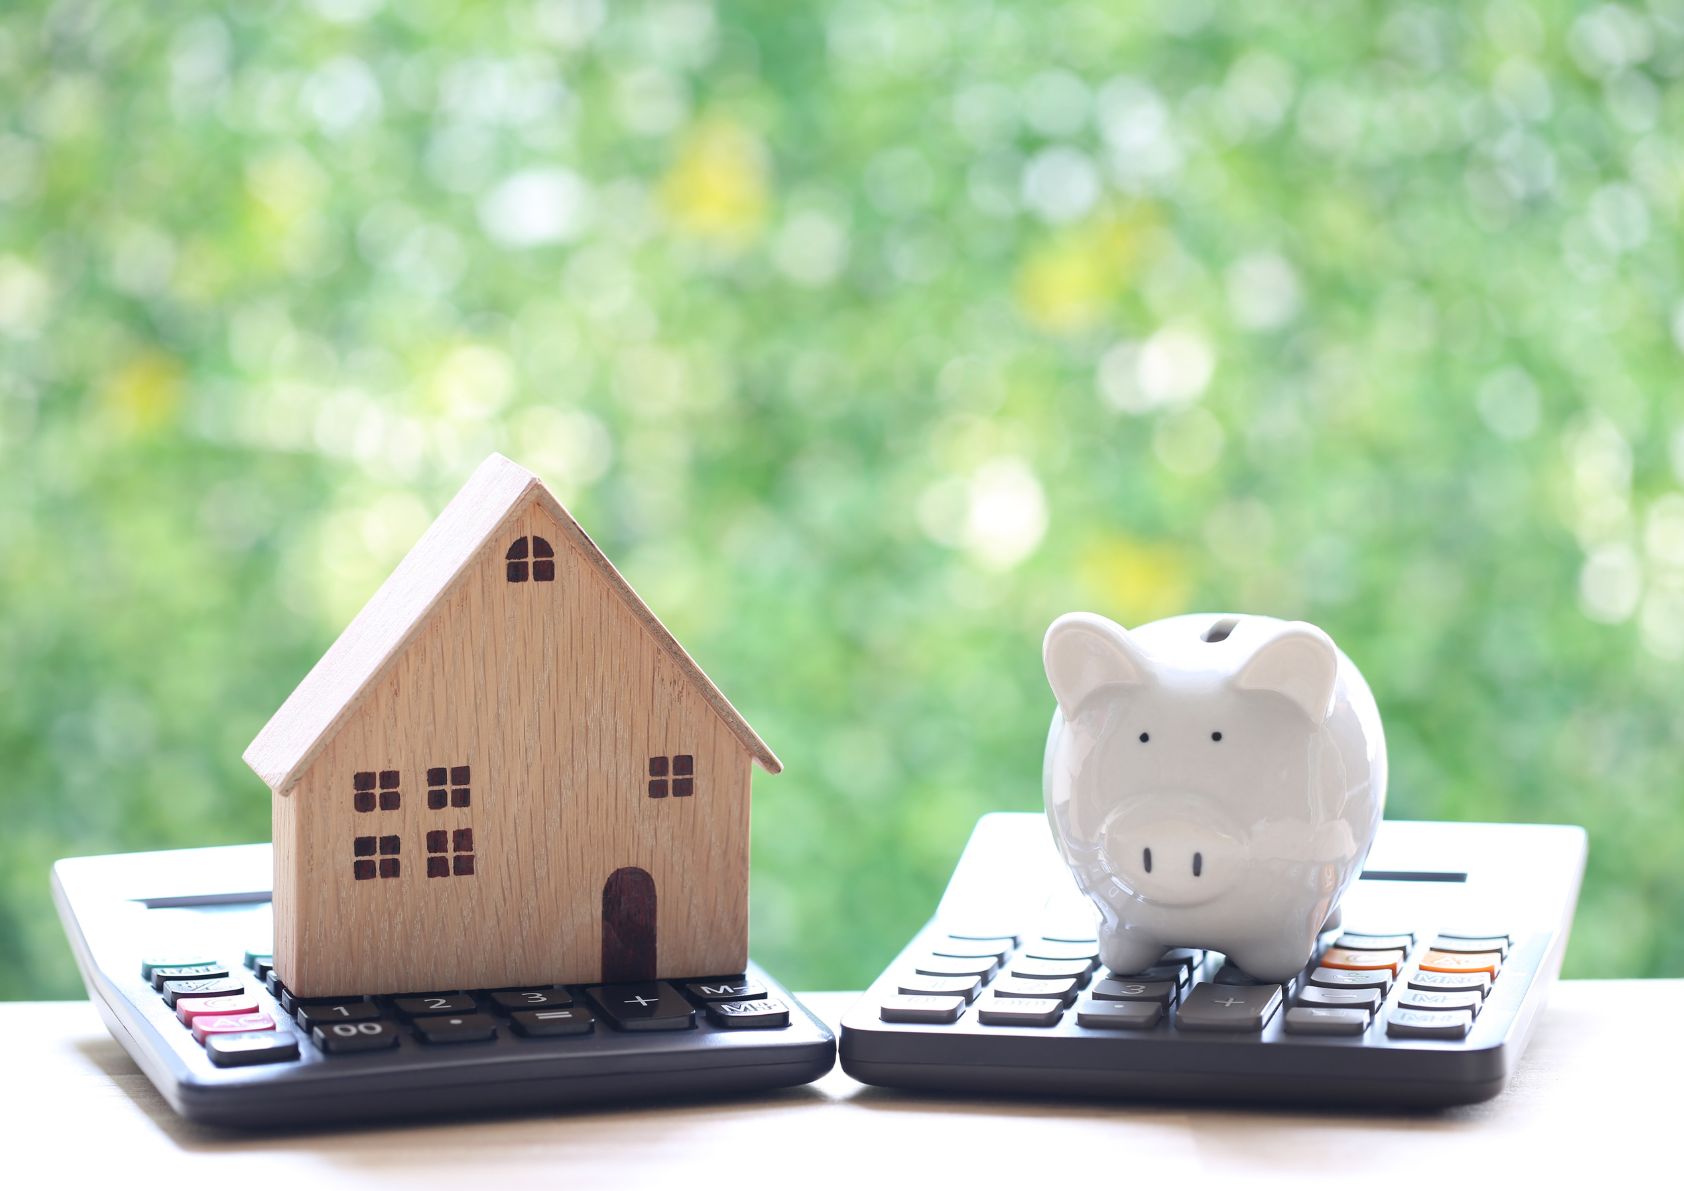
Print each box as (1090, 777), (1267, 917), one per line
(3, 0), (1683, 1000)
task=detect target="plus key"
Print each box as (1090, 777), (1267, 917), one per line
(584, 982), (697, 1031)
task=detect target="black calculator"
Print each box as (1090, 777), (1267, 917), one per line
(52, 843), (835, 1127)
(841, 813), (1586, 1107)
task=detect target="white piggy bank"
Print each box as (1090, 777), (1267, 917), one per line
(1042, 611), (1386, 982)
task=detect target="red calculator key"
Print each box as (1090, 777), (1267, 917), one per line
(191, 1013), (276, 1045)
(177, 994), (261, 1026)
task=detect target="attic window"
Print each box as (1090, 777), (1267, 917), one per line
(506, 536), (555, 583)
(648, 754), (695, 798)
(427, 764), (471, 809)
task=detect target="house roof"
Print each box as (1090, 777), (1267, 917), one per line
(244, 453), (782, 794)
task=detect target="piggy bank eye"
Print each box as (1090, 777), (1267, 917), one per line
(1138, 732), (1150, 743)
(1211, 731), (1223, 742)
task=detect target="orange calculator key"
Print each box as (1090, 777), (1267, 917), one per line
(1320, 947), (1405, 974)
(1419, 949), (1502, 979)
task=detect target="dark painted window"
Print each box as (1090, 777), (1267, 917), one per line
(427, 763), (470, 809)
(354, 834), (400, 880)
(354, 770), (400, 812)
(426, 825), (476, 878)
(505, 536), (555, 583)
(647, 754), (695, 798)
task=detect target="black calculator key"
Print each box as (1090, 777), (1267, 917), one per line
(1036, 925), (1097, 944)
(1284, 1007), (1370, 1036)
(879, 995), (965, 1024)
(151, 964), (228, 991)
(142, 958), (218, 982)
(1335, 933), (1413, 952)
(1009, 957), (1094, 981)
(1431, 934), (1510, 957)
(267, 972), (286, 999)
(254, 959), (275, 982)
(242, 949), (271, 971)
(915, 955), (999, 979)
(1297, 986), (1381, 1014)
(314, 1020), (401, 1053)
(1387, 1008), (1473, 1039)
(1090, 977), (1175, 1005)
(206, 1031), (301, 1067)
(511, 1007), (595, 1037)
(1212, 964), (1269, 986)
(1024, 940), (1100, 962)
(490, 988), (575, 1013)
(977, 998), (1064, 1027)
(1309, 966), (1392, 992)
(1397, 989), (1483, 1016)
(1076, 1000), (1162, 1030)
(394, 994), (478, 1017)
(1439, 929), (1509, 945)
(413, 1013), (498, 1044)
(162, 977), (245, 1007)
(896, 974), (982, 1001)
(1408, 969), (1492, 997)
(587, 983), (697, 1031)
(1175, 983), (1283, 1032)
(296, 1001), (383, 1029)
(682, 977), (766, 1002)
(1112, 962), (1188, 987)
(932, 939), (1012, 961)
(707, 998), (791, 1029)
(1343, 929), (1415, 944)
(991, 976), (1078, 1004)
(1160, 948), (1202, 972)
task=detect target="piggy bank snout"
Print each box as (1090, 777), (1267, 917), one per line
(1098, 797), (1249, 907)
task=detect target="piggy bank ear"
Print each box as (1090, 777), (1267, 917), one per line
(1043, 612), (1150, 715)
(1232, 621), (1339, 725)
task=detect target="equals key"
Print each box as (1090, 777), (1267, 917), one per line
(511, 1007), (595, 1038)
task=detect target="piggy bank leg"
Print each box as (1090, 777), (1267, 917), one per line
(1321, 905), (1342, 932)
(1099, 929), (1167, 977)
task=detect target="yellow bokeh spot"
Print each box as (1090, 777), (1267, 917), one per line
(1074, 533), (1193, 624)
(1015, 208), (1153, 334)
(660, 118), (771, 247)
(102, 351), (183, 437)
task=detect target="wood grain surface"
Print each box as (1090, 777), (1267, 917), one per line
(250, 455), (778, 996)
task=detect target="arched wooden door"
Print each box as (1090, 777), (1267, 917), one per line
(601, 866), (657, 982)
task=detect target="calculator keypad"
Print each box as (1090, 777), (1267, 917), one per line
(314, 1020), (402, 1053)
(295, 1000), (382, 1028)
(148, 947), (797, 1070)
(412, 1013), (499, 1044)
(489, 988), (575, 1013)
(897, 974), (983, 1001)
(1176, 982), (1283, 1032)
(1075, 1001), (1161, 1030)
(873, 922), (1515, 1046)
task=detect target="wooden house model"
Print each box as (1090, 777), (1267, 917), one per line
(243, 453), (781, 998)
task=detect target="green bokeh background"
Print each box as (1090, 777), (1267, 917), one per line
(4, 0), (1682, 999)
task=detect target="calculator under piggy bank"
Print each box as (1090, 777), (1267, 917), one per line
(841, 813), (1585, 1107)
